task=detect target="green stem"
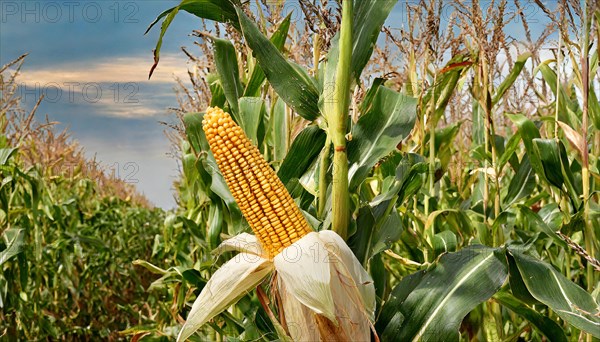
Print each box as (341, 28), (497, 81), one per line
(580, 2), (596, 304)
(428, 76), (437, 210)
(330, 0), (353, 240)
(481, 53), (501, 232)
(480, 59), (490, 223)
(491, 127), (502, 244)
(425, 71), (437, 257)
(554, 22), (562, 140)
(480, 48), (504, 339)
(423, 51), (432, 221)
(318, 136), (331, 219)
(332, 150), (349, 239)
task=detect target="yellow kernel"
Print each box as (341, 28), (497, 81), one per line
(202, 106), (313, 257)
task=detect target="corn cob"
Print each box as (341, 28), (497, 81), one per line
(202, 107), (312, 257)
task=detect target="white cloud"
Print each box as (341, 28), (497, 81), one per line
(16, 53), (193, 84)
(14, 53), (195, 118)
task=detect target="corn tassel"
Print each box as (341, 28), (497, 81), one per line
(203, 107), (312, 257)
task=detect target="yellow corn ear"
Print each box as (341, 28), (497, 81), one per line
(202, 107), (312, 257)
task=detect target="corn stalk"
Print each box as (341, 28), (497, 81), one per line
(580, 0), (596, 301)
(330, 0), (353, 239)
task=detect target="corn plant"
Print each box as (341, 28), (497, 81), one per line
(0, 58), (166, 340)
(141, 0), (600, 341)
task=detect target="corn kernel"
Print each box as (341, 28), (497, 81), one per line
(202, 107), (312, 257)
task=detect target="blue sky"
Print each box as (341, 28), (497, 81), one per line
(1, 1), (202, 208)
(0, 1), (556, 208)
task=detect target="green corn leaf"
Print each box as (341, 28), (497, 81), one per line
(351, 0), (398, 81)
(0, 228), (25, 266)
(377, 151), (405, 179)
(370, 154), (427, 206)
(145, 0), (239, 35)
(321, 0), (397, 91)
(506, 251), (539, 305)
(213, 38), (243, 118)
(432, 230), (458, 257)
(348, 86), (417, 189)
(370, 252), (387, 311)
(207, 73), (227, 108)
(370, 209), (404, 257)
(507, 114), (547, 185)
(494, 291), (568, 342)
(181, 269), (207, 290)
(396, 162), (429, 204)
(285, 178), (316, 213)
(182, 152), (198, 183)
(360, 78), (386, 114)
(0, 148), (17, 166)
(146, 0), (240, 78)
(498, 131), (522, 172)
(376, 270), (425, 336)
(147, 5), (179, 79)
(589, 84), (600, 129)
(278, 126), (326, 185)
(425, 55), (472, 124)
(508, 248), (600, 337)
(424, 122), (462, 171)
(207, 204), (222, 250)
(243, 13), (292, 97)
(204, 157), (236, 207)
(533, 138), (564, 189)
(536, 62), (581, 128)
(380, 245), (508, 341)
(270, 98), (288, 163)
(516, 205), (568, 248)
(320, 0), (397, 119)
(556, 141), (582, 205)
(471, 100), (485, 145)
(238, 97), (266, 146)
(236, 8), (320, 121)
(503, 154), (536, 206)
(424, 209), (474, 242)
(492, 52), (532, 105)
(183, 112), (208, 154)
(349, 206), (375, 265)
(533, 139), (580, 207)
(132, 260), (168, 275)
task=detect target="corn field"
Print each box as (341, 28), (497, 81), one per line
(1, 0), (599, 341)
